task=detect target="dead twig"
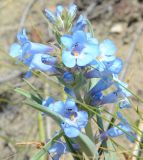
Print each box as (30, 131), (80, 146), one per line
(18, 0), (38, 32)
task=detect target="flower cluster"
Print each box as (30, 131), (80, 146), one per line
(9, 3), (136, 160)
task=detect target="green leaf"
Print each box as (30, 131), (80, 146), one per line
(31, 130), (64, 160)
(85, 120), (94, 141)
(74, 133), (98, 160)
(15, 88), (42, 104)
(23, 78), (43, 99)
(24, 100), (65, 123)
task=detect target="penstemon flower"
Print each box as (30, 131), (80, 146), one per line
(9, 3), (137, 160)
(61, 30), (99, 67)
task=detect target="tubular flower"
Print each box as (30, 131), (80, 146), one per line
(9, 29), (53, 60)
(61, 110), (88, 138)
(100, 112), (136, 142)
(61, 30), (99, 67)
(9, 29), (58, 75)
(42, 98), (88, 137)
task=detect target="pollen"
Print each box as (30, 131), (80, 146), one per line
(74, 51), (79, 57)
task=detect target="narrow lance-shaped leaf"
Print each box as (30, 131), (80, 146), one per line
(74, 132), (98, 159)
(15, 88), (42, 104)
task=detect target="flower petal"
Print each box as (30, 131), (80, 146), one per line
(72, 15), (87, 32)
(48, 101), (65, 116)
(100, 39), (117, 56)
(108, 58), (123, 74)
(41, 54), (57, 65)
(101, 91), (118, 104)
(76, 111), (88, 128)
(89, 78), (113, 96)
(63, 72), (74, 83)
(84, 43), (99, 57)
(9, 43), (21, 57)
(29, 54), (57, 72)
(64, 99), (78, 117)
(73, 30), (87, 44)
(62, 50), (76, 68)
(60, 35), (73, 49)
(100, 39), (116, 61)
(61, 120), (80, 138)
(77, 54), (92, 66)
(42, 97), (55, 107)
(30, 42), (53, 54)
(17, 29), (29, 44)
(64, 87), (76, 98)
(119, 99), (131, 109)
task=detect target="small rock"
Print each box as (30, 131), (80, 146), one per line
(110, 23), (124, 33)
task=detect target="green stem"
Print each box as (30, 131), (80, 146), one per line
(85, 120), (94, 141)
(95, 109), (107, 158)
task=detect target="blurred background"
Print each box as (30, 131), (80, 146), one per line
(1, 0), (143, 159)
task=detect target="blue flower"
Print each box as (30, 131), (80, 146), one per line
(99, 39), (117, 62)
(48, 101), (65, 116)
(85, 58), (123, 79)
(101, 112), (136, 142)
(64, 87), (76, 98)
(61, 30), (99, 67)
(28, 54), (57, 72)
(89, 77), (113, 96)
(64, 99), (78, 118)
(42, 98), (88, 138)
(119, 98), (131, 109)
(91, 84), (131, 107)
(9, 29), (58, 75)
(45, 4), (77, 24)
(72, 15), (87, 32)
(61, 110), (88, 138)
(42, 97), (55, 107)
(48, 139), (79, 160)
(48, 140), (67, 160)
(63, 72), (74, 84)
(91, 91), (118, 106)
(114, 78), (131, 97)
(9, 29), (53, 61)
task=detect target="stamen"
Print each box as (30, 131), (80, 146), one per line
(70, 114), (75, 121)
(74, 51), (79, 57)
